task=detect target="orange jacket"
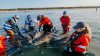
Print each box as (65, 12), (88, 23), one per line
(0, 36), (7, 55)
(39, 17), (52, 27)
(71, 33), (91, 53)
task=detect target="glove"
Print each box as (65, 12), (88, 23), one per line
(82, 51), (87, 55)
(63, 45), (68, 50)
(66, 42), (71, 47)
(39, 26), (41, 32)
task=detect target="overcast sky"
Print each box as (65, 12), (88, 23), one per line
(0, 0), (100, 9)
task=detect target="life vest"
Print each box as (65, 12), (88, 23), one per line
(7, 18), (21, 36)
(68, 31), (91, 53)
(39, 17), (53, 27)
(25, 19), (34, 27)
(3, 24), (12, 31)
(0, 36), (7, 55)
(3, 23), (15, 38)
(60, 16), (71, 26)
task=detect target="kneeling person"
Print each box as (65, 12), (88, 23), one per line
(24, 15), (38, 32)
(63, 22), (91, 56)
(39, 15), (53, 33)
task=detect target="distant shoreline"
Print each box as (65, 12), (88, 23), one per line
(0, 6), (100, 12)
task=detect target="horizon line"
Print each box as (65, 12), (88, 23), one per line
(0, 6), (100, 11)
(0, 5), (100, 9)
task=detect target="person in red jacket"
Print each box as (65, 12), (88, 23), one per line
(0, 35), (7, 56)
(63, 22), (91, 56)
(39, 15), (53, 33)
(60, 11), (71, 34)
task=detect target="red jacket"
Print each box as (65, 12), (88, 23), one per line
(71, 33), (91, 53)
(39, 17), (52, 27)
(0, 36), (7, 55)
(60, 15), (71, 26)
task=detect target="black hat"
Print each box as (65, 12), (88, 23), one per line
(37, 15), (41, 20)
(73, 22), (86, 29)
(63, 11), (67, 14)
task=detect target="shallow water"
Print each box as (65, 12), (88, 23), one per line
(0, 8), (100, 56)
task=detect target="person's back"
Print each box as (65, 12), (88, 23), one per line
(7, 15), (20, 32)
(3, 15), (20, 38)
(3, 21), (12, 31)
(3, 21), (15, 38)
